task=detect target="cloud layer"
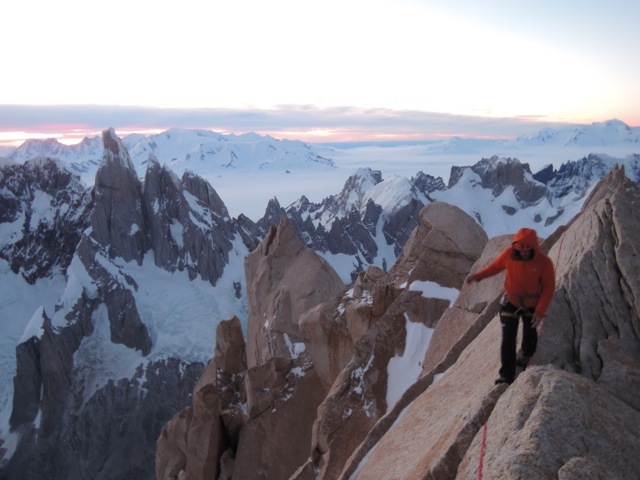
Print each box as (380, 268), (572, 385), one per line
(0, 104), (582, 145)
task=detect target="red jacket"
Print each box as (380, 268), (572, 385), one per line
(475, 228), (555, 317)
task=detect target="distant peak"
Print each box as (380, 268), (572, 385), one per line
(101, 127), (136, 172)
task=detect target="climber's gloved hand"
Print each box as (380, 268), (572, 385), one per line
(532, 314), (544, 329)
(465, 274), (480, 284)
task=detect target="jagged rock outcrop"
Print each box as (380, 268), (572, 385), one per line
(156, 316), (247, 480)
(534, 152), (640, 199)
(306, 202), (487, 479)
(411, 171), (446, 197)
(449, 156), (547, 207)
(232, 216), (344, 479)
(143, 155), (236, 283)
(92, 128), (149, 264)
(387, 202), (488, 287)
(77, 131), (154, 354)
(256, 197), (287, 233)
(157, 216), (345, 480)
(245, 216), (345, 369)
(0, 157), (92, 283)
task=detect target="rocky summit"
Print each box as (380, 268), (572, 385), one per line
(156, 165), (640, 479)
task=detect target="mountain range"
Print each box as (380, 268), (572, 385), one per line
(4, 119), (640, 220)
(0, 120), (639, 479)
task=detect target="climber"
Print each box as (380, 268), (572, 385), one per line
(466, 227), (555, 385)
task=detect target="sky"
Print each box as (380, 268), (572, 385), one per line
(1, 0), (639, 146)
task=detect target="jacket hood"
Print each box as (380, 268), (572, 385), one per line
(512, 228), (540, 252)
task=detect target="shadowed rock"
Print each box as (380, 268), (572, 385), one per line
(91, 127), (148, 264)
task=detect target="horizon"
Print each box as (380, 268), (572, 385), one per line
(2, 1), (639, 148)
(0, 108), (637, 150)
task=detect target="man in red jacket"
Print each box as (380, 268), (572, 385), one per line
(467, 228), (555, 384)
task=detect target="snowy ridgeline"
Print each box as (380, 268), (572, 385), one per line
(4, 120), (640, 220)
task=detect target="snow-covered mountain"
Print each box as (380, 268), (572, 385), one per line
(0, 121), (639, 479)
(515, 118), (640, 147)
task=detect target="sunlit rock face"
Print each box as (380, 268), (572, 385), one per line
(244, 215), (345, 370)
(535, 165), (640, 408)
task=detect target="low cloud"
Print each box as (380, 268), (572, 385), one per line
(0, 104), (582, 145)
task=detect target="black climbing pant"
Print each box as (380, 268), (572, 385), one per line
(499, 300), (537, 381)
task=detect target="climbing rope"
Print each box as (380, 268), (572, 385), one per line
(477, 420), (488, 480)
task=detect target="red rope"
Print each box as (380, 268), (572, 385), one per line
(478, 420), (488, 480)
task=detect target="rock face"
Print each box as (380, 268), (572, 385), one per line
(92, 129), (148, 264)
(233, 218), (344, 479)
(156, 316), (247, 480)
(534, 152), (640, 199)
(456, 365), (640, 479)
(157, 165), (640, 480)
(245, 216), (345, 368)
(449, 156), (547, 206)
(389, 202), (488, 286)
(536, 164), (640, 409)
(142, 156), (236, 283)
